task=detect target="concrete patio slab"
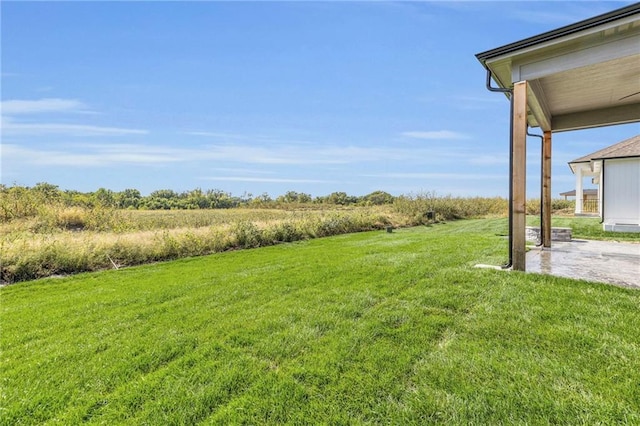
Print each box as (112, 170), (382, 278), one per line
(526, 240), (640, 289)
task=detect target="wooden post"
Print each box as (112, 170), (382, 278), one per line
(542, 131), (552, 248)
(512, 81), (528, 271)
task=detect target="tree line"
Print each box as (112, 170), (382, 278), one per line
(1, 182), (396, 218)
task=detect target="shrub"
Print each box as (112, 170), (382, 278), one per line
(551, 199), (575, 212)
(267, 221), (308, 243)
(527, 198), (577, 215)
(55, 207), (89, 230)
(231, 221), (263, 249)
(393, 192), (508, 223)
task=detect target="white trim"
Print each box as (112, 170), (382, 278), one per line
(512, 35), (639, 82)
(485, 14), (640, 66)
(603, 223), (640, 232)
(576, 166), (583, 214)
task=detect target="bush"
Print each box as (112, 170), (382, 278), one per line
(55, 207), (88, 229)
(527, 198), (577, 215)
(393, 192), (508, 223)
(231, 221), (263, 249)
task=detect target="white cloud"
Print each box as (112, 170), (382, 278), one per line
(201, 144), (425, 165)
(200, 176), (335, 184)
(3, 139), (476, 169)
(401, 130), (469, 140)
(468, 155), (508, 166)
(1, 98), (146, 137)
(362, 172), (505, 180)
(185, 131), (249, 139)
(2, 144), (180, 167)
(210, 167), (274, 175)
(2, 120), (148, 136)
(1, 98), (89, 114)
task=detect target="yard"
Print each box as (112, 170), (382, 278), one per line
(2, 218), (639, 424)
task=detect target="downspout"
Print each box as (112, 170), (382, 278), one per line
(485, 69), (514, 269)
(526, 127), (544, 247)
(600, 159), (606, 224)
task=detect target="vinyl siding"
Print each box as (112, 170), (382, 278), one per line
(604, 157), (640, 225)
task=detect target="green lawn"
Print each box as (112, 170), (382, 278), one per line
(2, 218), (639, 424)
(527, 215), (640, 241)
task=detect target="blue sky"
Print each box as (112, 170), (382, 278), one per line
(2, 1), (638, 198)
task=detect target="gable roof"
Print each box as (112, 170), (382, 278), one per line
(569, 134), (640, 164)
(559, 189), (598, 197)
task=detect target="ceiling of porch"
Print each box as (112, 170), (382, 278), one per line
(476, 4), (640, 132)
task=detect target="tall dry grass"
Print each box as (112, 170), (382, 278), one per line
(1, 208), (405, 283)
(393, 192), (508, 223)
(2, 193), (577, 284)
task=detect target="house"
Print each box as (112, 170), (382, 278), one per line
(559, 189), (599, 213)
(475, 3), (640, 270)
(559, 189), (598, 201)
(568, 135), (640, 232)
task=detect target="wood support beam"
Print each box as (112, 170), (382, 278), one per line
(527, 80), (552, 132)
(512, 81), (528, 271)
(542, 131), (552, 248)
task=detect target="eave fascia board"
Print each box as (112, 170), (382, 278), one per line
(568, 161), (591, 175)
(475, 4), (640, 63)
(592, 154), (640, 161)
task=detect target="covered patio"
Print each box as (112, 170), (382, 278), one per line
(476, 4), (640, 271)
(526, 238), (640, 289)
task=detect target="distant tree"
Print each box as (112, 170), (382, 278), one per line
(0, 185), (41, 220)
(149, 189), (179, 200)
(115, 188), (142, 209)
(183, 188), (210, 209)
(143, 189), (179, 209)
(362, 190), (395, 205)
(249, 192), (273, 207)
(313, 195), (328, 204)
(326, 191), (357, 205)
(140, 197), (171, 210)
(93, 188), (115, 207)
(33, 182), (62, 202)
(62, 190), (92, 207)
(277, 191), (312, 204)
(206, 189), (236, 209)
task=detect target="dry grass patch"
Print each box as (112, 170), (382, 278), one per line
(1, 207), (410, 283)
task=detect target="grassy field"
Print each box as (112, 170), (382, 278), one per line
(1, 207), (414, 283)
(4, 200), (637, 284)
(2, 218), (639, 424)
(527, 215), (640, 241)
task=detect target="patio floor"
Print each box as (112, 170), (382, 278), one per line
(526, 240), (640, 289)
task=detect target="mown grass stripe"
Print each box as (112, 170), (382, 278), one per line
(1, 219), (639, 425)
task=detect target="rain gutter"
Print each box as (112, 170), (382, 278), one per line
(527, 127), (544, 246)
(485, 69), (514, 269)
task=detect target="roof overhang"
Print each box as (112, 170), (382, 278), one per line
(568, 160), (598, 176)
(476, 4), (640, 132)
